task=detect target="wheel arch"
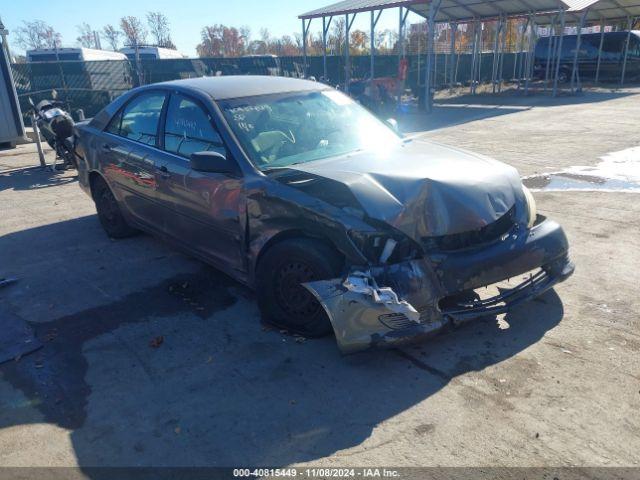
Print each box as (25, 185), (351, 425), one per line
(252, 228), (345, 282)
(89, 170), (106, 199)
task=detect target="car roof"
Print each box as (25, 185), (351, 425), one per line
(157, 76), (328, 100)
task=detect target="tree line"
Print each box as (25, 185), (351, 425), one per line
(14, 12), (177, 52)
(12, 12), (411, 59)
(12, 11), (531, 60)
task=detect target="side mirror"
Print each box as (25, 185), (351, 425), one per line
(385, 118), (399, 133)
(190, 151), (239, 176)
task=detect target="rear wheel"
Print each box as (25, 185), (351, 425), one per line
(93, 176), (137, 239)
(256, 238), (343, 337)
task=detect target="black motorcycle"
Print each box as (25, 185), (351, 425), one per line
(29, 95), (77, 170)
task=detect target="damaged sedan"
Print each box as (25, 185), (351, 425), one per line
(74, 76), (574, 353)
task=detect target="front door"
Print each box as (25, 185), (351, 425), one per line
(155, 92), (245, 273)
(102, 90), (167, 226)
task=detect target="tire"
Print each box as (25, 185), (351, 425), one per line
(256, 238), (343, 337)
(93, 176), (137, 239)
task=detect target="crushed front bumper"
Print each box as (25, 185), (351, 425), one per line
(304, 217), (574, 354)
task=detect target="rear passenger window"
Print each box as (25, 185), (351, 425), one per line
(163, 94), (225, 159)
(116, 92), (166, 146)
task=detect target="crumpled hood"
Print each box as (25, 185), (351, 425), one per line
(286, 139), (525, 240)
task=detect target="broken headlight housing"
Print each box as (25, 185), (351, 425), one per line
(522, 185), (537, 229)
(348, 230), (420, 265)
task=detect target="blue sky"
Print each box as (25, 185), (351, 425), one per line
(3, 0), (422, 56)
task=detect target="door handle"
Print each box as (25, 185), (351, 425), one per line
(101, 143), (112, 152)
(157, 165), (170, 178)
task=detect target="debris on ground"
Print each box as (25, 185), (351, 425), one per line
(149, 336), (164, 348)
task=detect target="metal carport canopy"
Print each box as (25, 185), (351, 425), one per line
(299, 0), (424, 19)
(564, 0), (640, 20)
(299, 0), (569, 22)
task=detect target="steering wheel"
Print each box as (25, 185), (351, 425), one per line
(261, 130), (295, 162)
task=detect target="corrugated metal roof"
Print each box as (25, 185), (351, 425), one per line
(563, 0), (599, 10)
(300, 0), (640, 22)
(565, 0), (640, 20)
(299, 0), (422, 18)
(410, 0), (566, 22)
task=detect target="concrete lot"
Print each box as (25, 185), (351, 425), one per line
(0, 88), (639, 469)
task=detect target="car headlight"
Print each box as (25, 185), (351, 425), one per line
(522, 185), (537, 229)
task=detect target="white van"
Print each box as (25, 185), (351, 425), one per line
(119, 46), (186, 60)
(27, 48), (127, 62)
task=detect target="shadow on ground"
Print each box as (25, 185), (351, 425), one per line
(0, 215), (566, 469)
(0, 166), (76, 193)
(400, 88), (635, 134)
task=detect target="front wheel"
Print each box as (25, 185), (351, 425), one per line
(93, 176), (137, 239)
(256, 238), (343, 337)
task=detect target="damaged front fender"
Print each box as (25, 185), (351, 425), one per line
(304, 259), (446, 354)
(304, 218), (575, 354)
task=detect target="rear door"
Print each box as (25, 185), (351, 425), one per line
(102, 90), (168, 227)
(154, 92), (245, 272)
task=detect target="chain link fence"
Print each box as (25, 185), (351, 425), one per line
(12, 51), (525, 123)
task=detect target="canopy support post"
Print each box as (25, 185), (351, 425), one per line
(425, 0), (442, 112)
(620, 17), (633, 86)
(544, 16), (557, 92)
(594, 18), (605, 84)
(449, 22), (457, 91)
(498, 16), (507, 92)
(517, 17), (530, 89)
(470, 19), (480, 94)
(322, 17), (330, 81)
(552, 8), (566, 97)
(524, 14), (536, 95)
(397, 7), (409, 106)
(371, 11), (375, 81)
(345, 13), (356, 93)
(302, 18), (311, 78)
(370, 9), (383, 82)
(570, 10), (588, 93)
(491, 17), (502, 93)
(512, 20), (524, 83)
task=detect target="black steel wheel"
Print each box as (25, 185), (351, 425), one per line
(256, 238), (343, 337)
(93, 176), (137, 239)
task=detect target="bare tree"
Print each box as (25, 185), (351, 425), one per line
(102, 24), (122, 51)
(274, 35), (299, 56)
(350, 29), (368, 54)
(197, 25), (224, 57)
(196, 24), (247, 57)
(120, 16), (147, 47)
(239, 25), (251, 48)
(146, 11), (174, 48)
(260, 28), (270, 45)
(15, 20), (62, 50)
(76, 22), (96, 48)
(328, 17), (346, 55)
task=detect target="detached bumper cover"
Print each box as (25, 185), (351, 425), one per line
(304, 218), (574, 354)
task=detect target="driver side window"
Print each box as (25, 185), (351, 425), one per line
(163, 94), (225, 159)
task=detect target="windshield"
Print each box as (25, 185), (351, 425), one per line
(219, 89), (402, 171)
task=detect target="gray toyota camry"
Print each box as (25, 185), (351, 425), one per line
(75, 76), (574, 353)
